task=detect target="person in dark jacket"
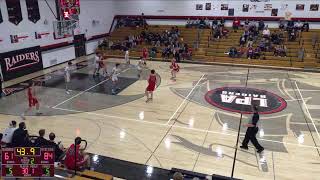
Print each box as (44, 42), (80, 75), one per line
(240, 106), (264, 153)
(35, 129), (49, 147)
(11, 122), (30, 147)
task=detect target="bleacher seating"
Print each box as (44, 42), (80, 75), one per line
(101, 25), (320, 69)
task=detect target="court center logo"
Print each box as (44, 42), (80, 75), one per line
(205, 87), (287, 114)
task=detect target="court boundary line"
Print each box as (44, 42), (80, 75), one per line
(52, 68), (130, 108)
(295, 81), (320, 143)
(51, 106), (320, 150)
(165, 74), (205, 125)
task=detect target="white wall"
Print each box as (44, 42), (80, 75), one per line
(113, 0), (320, 29)
(0, 0), (114, 68)
(114, 0), (320, 18)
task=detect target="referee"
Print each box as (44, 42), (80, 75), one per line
(240, 106), (264, 153)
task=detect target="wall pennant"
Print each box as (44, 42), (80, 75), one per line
(6, 0), (23, 25)
(26, 0), (41, 23)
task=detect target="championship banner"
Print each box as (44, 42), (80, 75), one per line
(26, 0), (41, 23)
(0, 46), (43, 81)
(5, 0), (23, 25)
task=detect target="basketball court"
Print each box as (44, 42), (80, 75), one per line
(1, 57), (320, 179)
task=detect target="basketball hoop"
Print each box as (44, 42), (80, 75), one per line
(53, 19), (79, 39)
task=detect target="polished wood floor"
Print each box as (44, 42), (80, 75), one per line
(1, 56), (320, 180)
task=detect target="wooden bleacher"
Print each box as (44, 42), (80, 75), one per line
(101, 25), (320, 70)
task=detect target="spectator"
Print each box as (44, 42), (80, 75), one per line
(247, 35), (254, 48)
(173, 172), (184, 180)
(288, 29), (296, 41)
(64, 137), (90, 170)
(239, 36), (246, 47)
(258, 20), (265, 31)
(279, 20), (286, 30)
(47, 132), (65, 162)
(253, 47), (261, 59)
(229, 47), (238, 58)
(302, 21), (309, 32)
(35, 129), (49, 147)
(186, 18), (191, 28)
(2, 121), (17, 145)
(233, 18), (240, 32)
(295, 20), (303, 31)
(220, 18), (225, 27)
(11, 122), (30, 147)
(244, 19), (250, 27)
(298, 47), (305, 61)
(247, 47), (254, 59)
(262, 27), (270, 38)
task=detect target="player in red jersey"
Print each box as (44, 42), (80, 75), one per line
(145, 69), (157, 103)
(142, 47), (148, 65)
(21, 82), (41, 120)
(64, 137), (90, 170)
(170, 58), (180, 80)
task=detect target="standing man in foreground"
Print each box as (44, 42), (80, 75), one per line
(240, 106), (264, 153)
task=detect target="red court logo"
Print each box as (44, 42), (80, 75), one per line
(205, 87), (287, 114)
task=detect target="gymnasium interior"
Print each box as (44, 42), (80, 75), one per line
(0, 0), (320, 179)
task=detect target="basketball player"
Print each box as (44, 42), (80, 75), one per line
(142, 48), (148, 65)
(99, 55), (108, 77)
(21, 82), (41, 120)
(111, 63), (121, 95)
(240, 106), (264, 153)
(125, 49), (130, 64)
(136, 57), (144, 78)
(64, 61), (72, 94)
(145, 69), (157, 103)
(170, 58), (180, 80)
(93, 52), (101, 76)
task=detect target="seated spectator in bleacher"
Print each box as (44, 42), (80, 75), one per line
(287, 20), (294, 31)
(149, 47), (158, 60)
(288, 29), (297, 41)
(247, 47), (254, 59)
(247, 35), (254, 48)
(274, 45), (287, 57)
(35, 129), (49, 147)
(312, 33), (318, 48)
(265, 38), (272, 51)
(233, 18), (241, 32)
(238, 47), (246, 58)
(239, 36), (246, 47)
(220, 18), (225, 27)
(258, 40), (266, 51)
(64, 137), (90, 170)
(258, 20), (265, 31)
(212, 18), (218, 28)
(253, 47), (262, 59)
(302, 21), (310, 32)
(2, 121), (17, 145)
(271, 32), (280, 45)
(244, 19), (250, 27)
(11, 122), (30, 147)
(243, 30), (249, 41)
(295, 20), (303, 31)
(279, 20), (286, 30)
(229, 47), (238, 58)
(221, 27), (229, 38)
(47, 132), (65, 162)
(186, 18), (191, 28)
(262, 27), (270, 39)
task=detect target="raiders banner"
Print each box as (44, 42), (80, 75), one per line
(0, 46), (43, 81)
(6, 0), (23, 25)
(26, 0), (41, 23)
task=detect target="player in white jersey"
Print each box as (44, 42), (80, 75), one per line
(111, 63), (121, 95)
(65, 61), (72, 94)
(93, 52), (101, 76)
(125, 49), (130, 64)
(136, 57), (144, 78)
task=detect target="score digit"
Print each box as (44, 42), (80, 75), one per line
(4, 152), (13, 160)
(16, 148), (26, 156)
(6, 167), (13, 175)
(30, 148), (35, 155)
(30, 157), (35, 165)
(44, 167), (50, 176)
(44, 152), (54, 160)
(22, 167), (29, 175)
